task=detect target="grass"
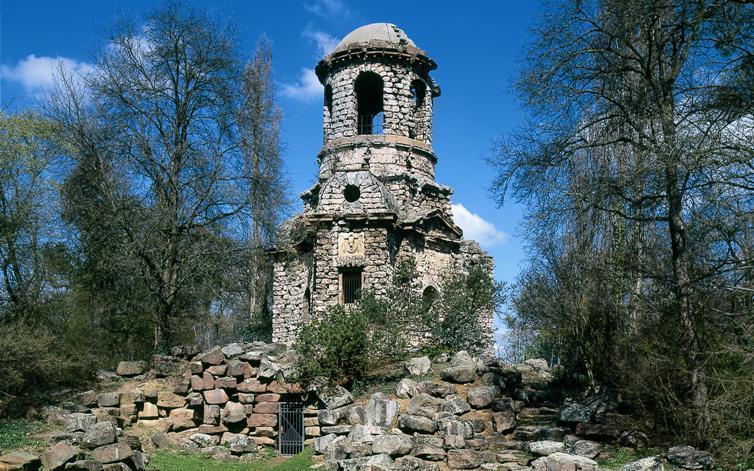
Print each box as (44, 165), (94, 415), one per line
(0, 418), (49, 453)
(596, 446), (664, 470)
(147, 448), (315, 471)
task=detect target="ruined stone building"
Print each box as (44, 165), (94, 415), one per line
(271, 23), (492, 345)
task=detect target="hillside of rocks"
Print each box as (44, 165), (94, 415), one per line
(0, 342), (716, 470)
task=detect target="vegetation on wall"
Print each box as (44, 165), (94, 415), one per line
(294, 257), (502, 388)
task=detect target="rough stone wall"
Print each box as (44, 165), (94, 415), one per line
(270, 225), (493, 348)
(271, 251), (311, 345)
(77, 343), (309, 455)
(381, 178), (452, 217)
(317, 137), (436, 181)
(397, 235), (495, 347)
(323, 61), (433, 144)
(315, 171), (396, 215)
(310, 224), (393, 319)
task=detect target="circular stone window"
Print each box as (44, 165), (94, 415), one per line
(344, 184), (360, 202)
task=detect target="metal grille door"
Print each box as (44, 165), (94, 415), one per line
(278, 400), (304, 455)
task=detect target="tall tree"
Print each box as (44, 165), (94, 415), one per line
(50, 3), (251, 351)
(0, 113), (61, 321)
(492, 0), (753, 442)
(238, 37), (288, 327)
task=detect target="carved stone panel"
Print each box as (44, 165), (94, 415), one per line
(338, 232), (365, 258)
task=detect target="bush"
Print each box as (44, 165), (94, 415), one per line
(294, 305), (371, 388)
(0, 322), (91, 417)
(432, 263), (503, 355)
(294, 258), (503, 387)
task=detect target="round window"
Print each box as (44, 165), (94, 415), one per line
(344, 185), (360, 202)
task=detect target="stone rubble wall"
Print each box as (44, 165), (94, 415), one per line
(0, 343), (714, 470)
(76, 343), (306, 457)
(309, 351), (703, 471)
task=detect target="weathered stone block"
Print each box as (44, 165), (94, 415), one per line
(97, 392), (121, 408)
(492, 410), (516, 433)
(407, 393), (445, 419)
(82, 422), (117, 449)
(206, 365), (227, 376)
(0, 451), (40, 470)
(116, 361), (147, 377)
(255, 393), (279, 402)
(397, 415), (435, 434)
(197, 347), (225, 366)
(372, 434), (413, 457)
(246, 414), (276, 428)
(221, 402), (246, 424)
(467, 386), (498, 409)
(214, 377), (237, 389)
(440, 365), (476, 384)
(203, 389), (229, 405)
(168, 408), (196, 431)
(405, 356), (431, 376)
(232, 393), (252, 405)
(91, 443), (132, 464)
(64, 413), (96, 432)
(40, 442), (81, 470)
(253, 402), (278, 414)
(237, 379), (266, 393)
(156, 392), (185, 409)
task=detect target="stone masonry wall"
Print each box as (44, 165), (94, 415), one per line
(311, 224), (392, 319)
(317, 138), (437, 181)
(323, 60), (433, 145)
(271, 252), (311, 345)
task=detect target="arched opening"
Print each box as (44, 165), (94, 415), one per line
(410, 80), (426, 109)
(304, 287), (311, 317)
(324, 84), (333, 117)
(422, 286), (439, 310)
(355, 72), (384, 135)
(409, 79), (427, 140)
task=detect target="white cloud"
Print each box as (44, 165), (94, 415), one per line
(303, 27), (340, 57)
(304, 0), (352, 19)
(451, 203), (509, 248)
(1, 54), (94, 91)
(281, 68), (323, 103)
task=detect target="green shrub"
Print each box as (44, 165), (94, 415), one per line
(431, 263), (503, 355)
(294, 258), (503, 387)
(0, 321), (93, 417)
(294, 304), (371, 388)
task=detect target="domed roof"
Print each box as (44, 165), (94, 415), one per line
(332, 23), (416, 53)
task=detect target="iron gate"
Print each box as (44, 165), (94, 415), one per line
(278, 399), (304, 455)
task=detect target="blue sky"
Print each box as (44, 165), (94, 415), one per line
(1, 0), (540, 305)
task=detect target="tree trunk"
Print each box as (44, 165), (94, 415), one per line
(665, 163), (710, 442)
(154, 299), (173, 353)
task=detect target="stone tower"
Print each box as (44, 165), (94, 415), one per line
(271, 23), (492, 345)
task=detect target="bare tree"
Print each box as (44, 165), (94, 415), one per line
(492, 0), (753, 441)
